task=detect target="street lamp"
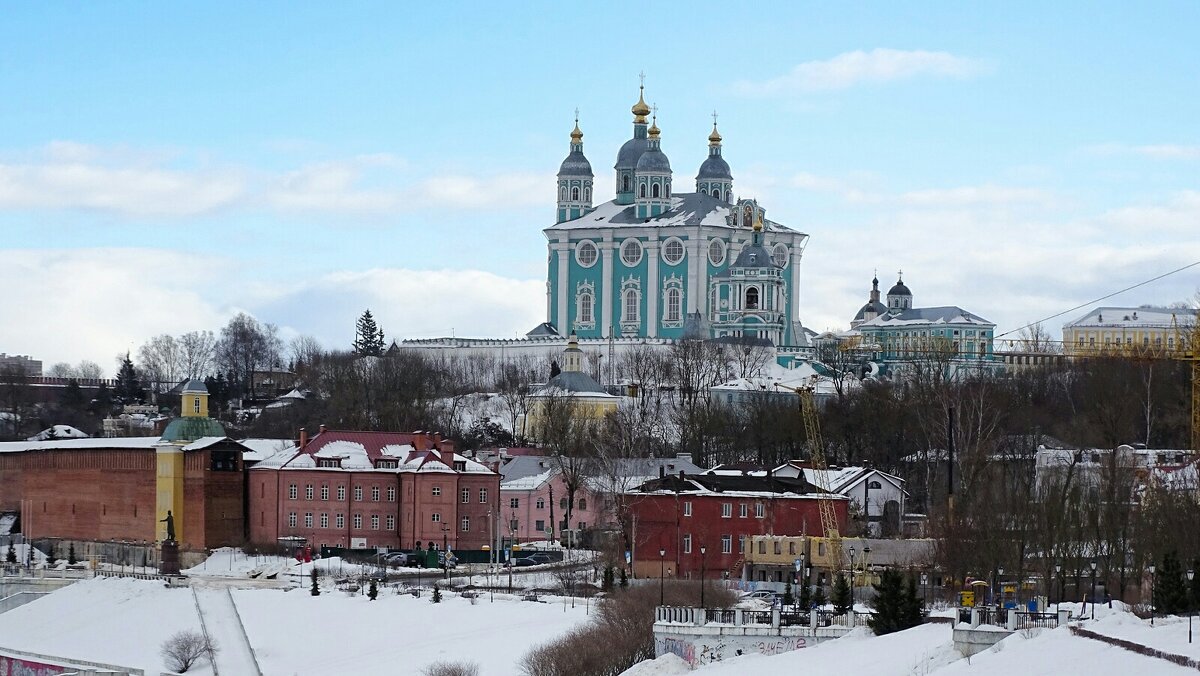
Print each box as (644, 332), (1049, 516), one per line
(659, 548), (666, 606)
(1149, 563), (1156, 626)
(700, 545), (707, 608)
(921, 573), (929, 609)
(862, 546), (871, 604)
(848, 546), (857, 607)
(1188, 569), (1195, 643)
(997, 567), (1004, 608)
(1055, 563), (1063, 609)
(442, 526), (451, 581)
(1090, 559), (1098, 620)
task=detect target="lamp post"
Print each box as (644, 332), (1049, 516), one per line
(848, 546), (857, 607)
(921, 573), (929, 609)
(700, 545), (707, 609)
(442, 526), (451, 581)
(1189, 569), (1195, 643)
(1149, 563), (1156, 626)
(659, 548), (666, 606)
(862, 546), (871, 606)
(997, 567), (1005, 608)
(1055, 563), (1063, 609)
(1090, 559), (1098, 620)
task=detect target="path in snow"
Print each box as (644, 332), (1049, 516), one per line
(193, 585), (263, 676)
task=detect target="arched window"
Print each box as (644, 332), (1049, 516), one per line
(584, 187), (590, 201)
(559, 186), (566, 200)
(665, 287), (681, 323)
(622, 175), (630, 192)
(715, 189), (723, 201)
(639, 183), (647, 198)
(745, 287), (759, 310)
(571, 186), (579, 200)
(665, 184), (670, 198)
(578, 291), (593, 324)
(623, 289), (639, 322)
(652, 183), (660, 198)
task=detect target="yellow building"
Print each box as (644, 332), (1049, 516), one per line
(1063, 306), (1196, 355)
(523, 335), (620, 440)
(155, 379), (225, 544)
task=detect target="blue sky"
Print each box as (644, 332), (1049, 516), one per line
(2, 2), (1199, 368)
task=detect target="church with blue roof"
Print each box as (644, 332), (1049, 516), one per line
(542, 84), (810, 347)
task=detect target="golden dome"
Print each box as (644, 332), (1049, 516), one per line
(708, 123), (722, 145)
(570, 121), (583, 143)
(753, 214), (763, 232)
(632, 85), (651, 122)
(648, 114), (660, 139)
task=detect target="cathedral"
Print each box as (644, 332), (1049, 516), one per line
(541, 85), (809, 346)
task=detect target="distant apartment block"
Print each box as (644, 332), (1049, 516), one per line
(0, 353), (41, 376)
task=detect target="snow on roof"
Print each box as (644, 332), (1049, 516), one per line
(547, 193), (802, 233)
(26, 424), (90, 441)
(312, 440), (372, 469)
(0, 436), (161, 454)
(1064, 306), (1197, 329)
(239, 438), (296, 463)
(502, 468), (555, 491)
(0, 513), (15, 535)
(380, 444), (415, 457)
(857, 306), (994, 328)
(181, 436), (233, 451)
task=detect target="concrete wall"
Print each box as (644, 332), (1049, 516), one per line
(653, 607), (851, 668)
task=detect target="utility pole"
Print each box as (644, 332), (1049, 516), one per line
(947, 406), (955, 520)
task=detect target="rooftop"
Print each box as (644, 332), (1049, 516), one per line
(858, 306), (994, 328)
(546, 192), (804, 235)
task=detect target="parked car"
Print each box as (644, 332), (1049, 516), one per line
(384, 552), (410, 566)
(514, 554), (553, 567)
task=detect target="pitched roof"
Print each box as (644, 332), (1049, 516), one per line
(546, 192), (803, 234)
(857, 306), (994, 328)
(256, 430), (494, 474)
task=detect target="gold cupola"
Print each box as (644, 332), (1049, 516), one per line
(708, 123), (722, 146)
(632, 85), (651, 123)
(648, 114), (661, 139)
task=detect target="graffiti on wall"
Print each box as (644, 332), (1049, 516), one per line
(655, 634), (808, 666)
(0, 654), (69, 676)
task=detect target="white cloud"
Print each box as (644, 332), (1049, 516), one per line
(0, 142), (552, 220)
(897, 184), (1058, 207)
(734, 48), (983, 96)
(0, 152), (246, 217)
(0, 247), (545, 368)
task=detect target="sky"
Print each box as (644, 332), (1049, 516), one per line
(2, 2), (1199, 371)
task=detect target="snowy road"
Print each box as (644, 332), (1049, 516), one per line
(193, 585), (263, 676)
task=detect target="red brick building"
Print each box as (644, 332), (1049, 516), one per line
(0, 435), (248, 550)
(625, 470), (848, 580)
(248, 430), (501, 551)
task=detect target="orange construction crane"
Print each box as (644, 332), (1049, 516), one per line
(776, 380), (843, 574)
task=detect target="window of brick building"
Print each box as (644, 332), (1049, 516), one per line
(432, 513), (441, 522)
(336, 514), (345, 529)
(320, 513), (328, 528)
(479, 488), (488, 504)
(432, 486), (441, 497)
(305, 485), (314, 500)
(387, 486), (396, 502)
(288, 484), (298, 500)
(353, 514), (362, 529)
(721, 503), (732, 518)
(337, 486), (346, 501)
(510, 498), (520, 508)
(371, 515), (380, 530)
(462, 488), (471, 503)
(461, 516), (470, 532)
(721, 535), (732, 554)
(371, 486), (380, 502)
(288, 512), (297, 527)
(304, 513), (313, 528)
(320, 485), (329, 501)
(386, 515), (395, 530)
(354, 486), (363, 501)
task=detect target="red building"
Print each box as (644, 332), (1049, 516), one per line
(625, 471), (848, 580)
(248, 429), (501, 552)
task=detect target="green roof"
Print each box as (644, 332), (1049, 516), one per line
(160, 416), (225, 444)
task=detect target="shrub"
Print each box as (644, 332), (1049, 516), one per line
(368, 579), (378, 601)
(310, 568), (320, 596)
(422, 661), (480, 676)
(868, 571), (925, 636)
(160, 630), (217, 673)
(67, 542), (77, 565)
(432, 585), (442, 603)
(520, 580), (736, 676)
(602, 566), (614, 591)
(5, 543), (15, 564)
(783, 580), (794, 606)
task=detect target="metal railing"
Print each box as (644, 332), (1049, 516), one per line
(1014, 611), (1059, 629)
(779, 609), (811, 627)
(742, 610), (773, 625)
(705, 608), (736, 624)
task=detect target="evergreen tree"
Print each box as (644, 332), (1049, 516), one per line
(204, 374), (230, 415)
(904, 575), (925, 627)
(6, 543), (15, 564)
(799, 578), (812, 609)
(783, 580), (795, 606)
(46, 542), (58, 567)
(60, 378), (86, 412)
(68, 542), (77, 565)
(868, 570), (920, 635)
(352, 310), (385, 356)
(310, 568), (321, 596)
(619, 567), (628, 588)
(1155, 551), (1188, 615)
(368, 579), (378, 601)
(114, 353), (144, 405)
(832, 573), (853, 615)
(432, 585), (442, 603)
(603, 566), (614, 591)
(549, 360), (561, 379)
(89, 382), (113, 418)
(813, 585), (828, 608)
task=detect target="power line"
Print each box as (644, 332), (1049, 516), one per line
(995, 259), (1200, 339)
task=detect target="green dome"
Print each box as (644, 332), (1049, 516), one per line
(160, 416), (225, 444)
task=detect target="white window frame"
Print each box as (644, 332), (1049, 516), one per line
(619, 238), (643, 267)
(739, 503), (748, 518)
(387, 486), (396, 502)
(386, 515), (395, 530)
(371, 515), (380, 530)
(371, 486), (380, 502)
(661, 237), (686, 265)
(575, 240), (599, 268)
(721, 535), (732, 554)
(354, 486), (363, 501)
(708, 238), (726, 266)
(479, 488), (488, 503)
(683, 501), (692, 517)
(431, 513), (441, 523)
(461, 516), (470, 532)
(755, 502), (765, 519)
(353, 514), (362, 529)
(461, 488), (471, 504)
(432, 486), (441, 497)
(320, 513), (329, 528)
(772, 243), (790, 268)
(287, 512), (297, 528)
(335, 514), (345, 529)
(288, 484), (298, 500)
(721, 503), (732, 518)
(683, 533), (692, 554)
(337, 486), (346, 501)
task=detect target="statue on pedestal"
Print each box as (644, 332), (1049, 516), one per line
(160, 510), (176, 542)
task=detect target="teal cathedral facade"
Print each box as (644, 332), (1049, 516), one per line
(541, 86), (809, 347)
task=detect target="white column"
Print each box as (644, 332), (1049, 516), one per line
(646, 239), (659, 338)
(601, 240), (614, 338)
(686, 230), (702, 313)
(696, 230), (709, 318)
(556, 245), (569, 333)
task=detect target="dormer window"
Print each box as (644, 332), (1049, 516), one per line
(317, 458), (341, 468)
(376, 459), (398, 469)
(454, 461), (466, 471)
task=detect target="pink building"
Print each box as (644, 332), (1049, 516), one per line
(498, 453), (703, 543)
(248, 429), (500, 551)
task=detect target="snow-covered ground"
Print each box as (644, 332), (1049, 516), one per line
(626, 604), (1200, 676)
(0, 575), (591, 675)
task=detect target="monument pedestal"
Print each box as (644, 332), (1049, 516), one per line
(160, 540), (180, 576)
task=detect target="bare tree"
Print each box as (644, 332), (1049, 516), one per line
(160, 630), (217, 673)
(422, 661), (480, 676)
(216, 313), (283, 401)
(137, 334), (181, 393)
(177, 330), (217, 379)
